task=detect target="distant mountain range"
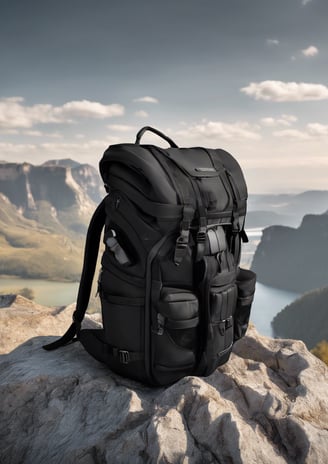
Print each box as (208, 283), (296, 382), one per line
(247, 190), (328, 228)
(0, 159), (104, 233)
(1, 159), (328, 284)
(251, 212), (328, 293)
(0, 159), (105, 281)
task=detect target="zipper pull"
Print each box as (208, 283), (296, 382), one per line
(115, 196), (121, 209)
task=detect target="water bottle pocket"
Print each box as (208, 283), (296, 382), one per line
(203, 283), (237, 375)
(234, 268), (256, 341)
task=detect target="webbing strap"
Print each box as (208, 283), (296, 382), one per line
(43, 197), (107, 351)
(165, 316), (199, 330)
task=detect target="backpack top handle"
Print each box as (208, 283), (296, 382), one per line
(135, 126), (179, 148)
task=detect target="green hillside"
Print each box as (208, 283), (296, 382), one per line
(272, 286), (328, 349)
(0, 194), (85, 281)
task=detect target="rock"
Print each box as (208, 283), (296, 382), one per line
(0, 298), (327, 463)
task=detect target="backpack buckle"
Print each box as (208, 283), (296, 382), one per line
(196, 230), (207, 243)
(119, 350), (130, 364)
(174, 230), (189, 266)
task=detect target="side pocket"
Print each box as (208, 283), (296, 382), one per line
(152, 288), (199, 385)
(234, 268), (256, 341)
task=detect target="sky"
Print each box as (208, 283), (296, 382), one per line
(0, 0), (327, 193)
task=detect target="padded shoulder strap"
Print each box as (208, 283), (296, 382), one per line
(43, 197), (107, 351)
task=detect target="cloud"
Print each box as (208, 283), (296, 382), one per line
(22, 130), (63, 138)
(133, 96), (159, 104)
(302, 45), (319, 57)
(176, 120), (261, 141)
(58, 100), (124, 119)
(302, 0), (313, 5)
(266, 39), (279, 46)
(273, 129), (311, 140)
(0, 137), (120, 166)
(273, 123), (328, 140)
(0, 97), (124, 129)
(135, 110), (149, 118)
(307, 123), (328, 136)
(260, 114), (298, 127)
(241, 80), (328, 102)
(107, 124), (136, 132)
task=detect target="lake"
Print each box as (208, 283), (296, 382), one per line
(250, 282), (299, 337)
(0, 227), (298, 337)
(0, 277), (79, 307)
(0, 276), (299, 338)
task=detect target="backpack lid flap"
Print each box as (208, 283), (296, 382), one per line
(166, 148), (222, 178)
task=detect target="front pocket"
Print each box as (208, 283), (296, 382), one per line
(101, 294), (144, 350)
(152, 287), (199, 385)
(100, 294), (147, 382)
(204, 282), (237, 375)
(234, 268), (256, 341)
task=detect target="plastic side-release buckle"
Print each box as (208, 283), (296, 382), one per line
(174, 228), (190, 266)
(196, 221), (207, 262)
(119, 350), (130, 364)
(173, 205), (194, 266)
(196, 230), (207, 243)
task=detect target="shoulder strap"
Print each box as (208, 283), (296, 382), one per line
(43, 196), (107, 351)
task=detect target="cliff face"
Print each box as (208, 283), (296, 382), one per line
(251, 212), (328, 292)
(0, 160), (103, 228)
(0, 160), (105, 279)
(0, 297), (327, 463)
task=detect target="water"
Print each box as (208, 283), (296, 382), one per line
(0, 228), (299, 337)
(0, 277), (79, 307)
(0, 276), (299, 338)
(242, 227), (300, 337)
(250, 282), (300, 337)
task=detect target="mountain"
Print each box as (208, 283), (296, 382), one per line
(247, 190), (328, 228)
(0, 160), (104, 280)
(245, 210), (297, 229)
(0, 296), (327, 463)
(0, 160), (104, 233)
(272, 286), (328, 349)
(251, 212), (328, 292)
(0, 192), (84, 280)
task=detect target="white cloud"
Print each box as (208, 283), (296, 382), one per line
(58, 100), (124, 119)
(273, 123), (328, 140)
(0, 142), (38, 153)
(273, 129), (311, 140)
(107, 124), (136, 132)
(0, 97), (124, 129)
(302, 45), (319, 57)
(307, 123), (328, 136)
(22, 130), (63, 138)
(302, 0), (313, 5)
(133, 96), (159, 104)
(266, 39), (279, 46)
(260, 114), (298, 127)
(135, 110), (149, 118)
(176, 120), (261, 141)
(241, 80), (328, 102)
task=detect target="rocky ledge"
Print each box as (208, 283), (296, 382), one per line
(0, 296), (327, 463)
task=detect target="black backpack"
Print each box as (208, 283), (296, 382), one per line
(44, 127), (256, 386)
